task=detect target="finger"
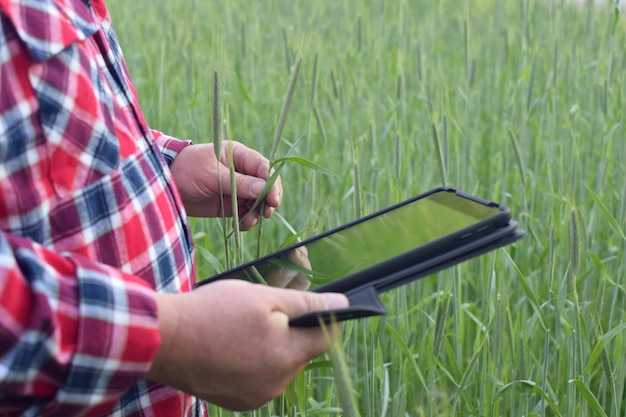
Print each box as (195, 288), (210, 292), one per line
(284, 247), (311, 289)
(270, 289), (347, 357)
(272, 289), (348, 320)
(287, 246), (311, 269)
(214, 163), (266, 205)
(265, 268), (311, 290)
(184, 200), (234, 218)
(285, 274), (311, 290)
(220, 141), (271, 180)
(235, 210), (260, 231)
(264, 246), (312, 287)
(265, 267), (298, 288)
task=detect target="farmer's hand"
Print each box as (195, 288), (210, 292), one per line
(265, 246), (312, 290)
(170, 141), (282, 229)
(145, 280), (348, 411)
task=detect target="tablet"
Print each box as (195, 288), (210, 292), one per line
(195, 187), (525, 326)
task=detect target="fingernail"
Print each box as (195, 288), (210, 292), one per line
(251, 181), (265, 197)
(322, 293), (349, 310)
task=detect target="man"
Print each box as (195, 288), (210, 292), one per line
(0, 0), (348, 416)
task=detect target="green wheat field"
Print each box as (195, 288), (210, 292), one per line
(108, 0), (626, 415)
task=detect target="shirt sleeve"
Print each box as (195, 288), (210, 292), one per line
(0, 231), (161, 416)
(151, 130), (193, 166)
(0, 4), (182, 415)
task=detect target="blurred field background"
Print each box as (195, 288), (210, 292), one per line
(107, 0), (626, 415)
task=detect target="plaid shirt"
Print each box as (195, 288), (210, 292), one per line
(0, 0), (207, 416)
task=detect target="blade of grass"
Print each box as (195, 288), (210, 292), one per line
(312, 105), (328, 143)
(582, 321), (626, 375)
(569, 379), (609, 417)
(237, 150), (335, 234)
(496, 380), (562, 417)
(271, 156), (337, 177)
(385, 322), (430, 394)
(433, 292), (451, 358)
(508, 127), (527, 189)
(502, 250), (549, 332)
(586, 185), (626, 240)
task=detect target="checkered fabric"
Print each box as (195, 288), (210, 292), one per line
(0, 0), (206, 415)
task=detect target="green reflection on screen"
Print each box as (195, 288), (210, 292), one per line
(232, 191), (501, 288)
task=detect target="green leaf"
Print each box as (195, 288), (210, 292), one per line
(570, 379), (609, 417)
(235, 165), (285, 229)
(496, 380), (562, 417)
(195, 246), (224, 276)
(386, 323), (430, 394)
(272, 156), (337, 176)
(502, 251), (549, 332)
(583, 322), (626, 375)
(273, 211), (301, 239)
(586, 185), (626, 240)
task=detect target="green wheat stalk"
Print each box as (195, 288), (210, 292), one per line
(212, 69), (230, 268)
(255, 55), (303, 257)
(431, 121), (448, 187)
(227, 141), (243, 263)
(351, 138), (362, 219)
(321, 321), (362, 417)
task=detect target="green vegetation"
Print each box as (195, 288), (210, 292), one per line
(108, 0), (626, 415)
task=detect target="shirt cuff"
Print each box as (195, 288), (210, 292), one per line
(0, 232), (161, 415)
(151, 129), (193, 166)
(53, 254), (161, 415)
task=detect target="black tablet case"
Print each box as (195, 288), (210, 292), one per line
(289, 221), (525, 326)
(194, 188), (526, 327)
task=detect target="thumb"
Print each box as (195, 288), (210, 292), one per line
(278, 290), (349, 359)
(275, 289), (349, 319)
(217, 163), (266, 200)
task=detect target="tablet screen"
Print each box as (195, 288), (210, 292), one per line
(305, 192), (498, 282)
(201, 189), (507, 290)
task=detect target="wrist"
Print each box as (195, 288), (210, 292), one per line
(144, 293), (182, 384)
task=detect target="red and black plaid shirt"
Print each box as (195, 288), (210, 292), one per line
(0, 0), (206, 415)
